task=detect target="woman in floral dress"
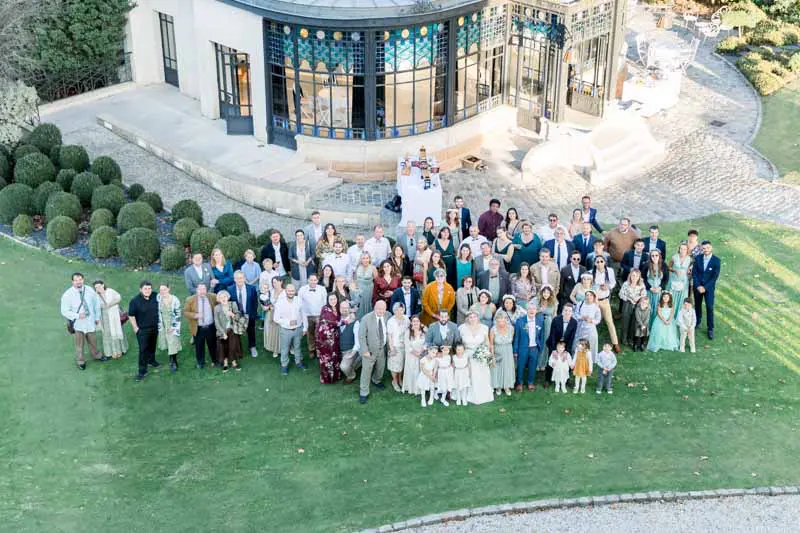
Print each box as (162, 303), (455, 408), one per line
(511, 262), (534, 309)
(315, 293), (342, 384)
(263, 277), (282, 355)
(315, 223), (347, 263)
(668, 242), (692, 317)
(156, 283), (182, 372)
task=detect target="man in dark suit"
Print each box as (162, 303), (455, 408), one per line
(231, 271), (260, 358)
(581, 195), (603, 234)
(559, 250), (585, 312)
(572, 222), (598, 263)
(512, 303), (545, 391)
(645, 225), (667, 259)
(454, 195), (472, 238)
(692, 240), (721, 340)
(389, 276), (421, 317)
(477, 258), (510, 306)
(545, 303), (578, 385)
(260, 230), (290, 279)
(544, 227), (575, 271)
(620, 239), (650, 283)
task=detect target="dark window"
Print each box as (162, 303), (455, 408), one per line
(158, 13), (179, 87)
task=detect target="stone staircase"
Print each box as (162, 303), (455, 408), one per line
(586, 114), (666, 185)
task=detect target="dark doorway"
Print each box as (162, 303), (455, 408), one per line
(214, 44), (254, 135)
(159, 13), (179, 87)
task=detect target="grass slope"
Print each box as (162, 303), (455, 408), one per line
(754, 77), (800, 179)
(0, 213), (798, 532)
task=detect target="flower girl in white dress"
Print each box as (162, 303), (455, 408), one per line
(417, 348), (438, 407)
(452, 344), (471, 406)
(436, 345), (455, 407)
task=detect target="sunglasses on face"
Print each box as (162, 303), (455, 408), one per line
(596, 260), (605, 264)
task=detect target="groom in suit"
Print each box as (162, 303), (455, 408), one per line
(693, 240), (721, 340)
(357, 300), (388, 404)
(389, 276), (421, 317)
(425, 309), (461, 348)
(512, 303), (545, 391)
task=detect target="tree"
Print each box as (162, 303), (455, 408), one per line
(0, 0), (48, 81)
(722, 0), (768, 37)
(0, 80), (38, 145)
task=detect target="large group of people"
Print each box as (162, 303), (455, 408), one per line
(60, 196), (721, 403)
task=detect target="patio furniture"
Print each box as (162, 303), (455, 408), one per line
(698, 23), (720, 43)
(682, 13), (698, 30)
(636, 34), (650, 67)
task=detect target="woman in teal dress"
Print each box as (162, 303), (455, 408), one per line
(427, 251), (447, 284)
(492, 227), (515, 273)
(422, 217), (436, 246)
(435, 227), (457, 288)
(455, 244), (474, 288)
(647, 292), (679, 352)
(646, 250), (668, 325)
(532, 284), (558, 371)
(490, 313), (516, 395)
(354, 252), (377, 319)
(210, 248), (235, 294)
(570, 272), (594, 305)
(510, 222), (542, 275)
(668, 242), (691, 318)
(470, 290), (496, 328)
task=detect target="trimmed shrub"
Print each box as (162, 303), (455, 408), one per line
(70, 171), (103, 206)
(33, 181), (63, 215)
(91, 155), (122, 184)
(214, 235), (248, 263)
(45, 191), (82, 222)
(138, 191), (163, 213)
(49, 144), (61, 167)
(789, 51), (800, 72)
(160, 245), (187, 271)
(127, 183), (145, 200)
(171, 198), (203, 224)
(0, 183), (34, 223)
(12, 214), (34, 237)
(750, 71), (783, 95)
(56, 168), (77, 191)
(0, 151), (9, 180)
(716, 36), (748, 54)
(117, 201), (157, 233)
(0, 177), (7, 191)
(0, 145), (9, 160)
(782, 24), (800, 45)
(46, 215), (78, 249)
(215, 212), (249, 236)
(89, 208), (115, 233)
(13, 144), (40, 162)
(27, 123), (62, 154)
(14, 152), (56, 188)
(190, 227), (222, 257)
(118, 227), (160, 267)
(91, 184), (126, 216)
(173, 217), (200, 246)
(59, 145), (90, 172)
(241, 231), (258, 248)
(89, 226), (118, 258)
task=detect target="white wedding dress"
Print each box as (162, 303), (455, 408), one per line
(459, 323), (493, 405)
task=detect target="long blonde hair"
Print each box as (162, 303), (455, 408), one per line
(209, 248), (226, 269)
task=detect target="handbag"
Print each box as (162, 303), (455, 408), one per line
(66, 289), (86, 335)
(670, 281), (685, 291)
(119, 311), (129, 325)
(413, 271), (424, 284)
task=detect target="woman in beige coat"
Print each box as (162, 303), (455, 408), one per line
(93, 280), (128, 359)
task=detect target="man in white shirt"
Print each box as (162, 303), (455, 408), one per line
(322, 241), (349, 277)
(347, 233), (367, 279)
(538, 213), (567, 243)
(304, 211), (324, 253)
(547, 227), (572, 270)
(60, 272), (107, 370)
(297, 274), (328, 359)
(364, 225), (391, 266)
(273, 284), (308, 374)
(338, 300), (362, 384)
(461, 225), (489, 259)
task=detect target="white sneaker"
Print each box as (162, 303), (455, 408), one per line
(573, 389), (578, 394)
(421, 399), (427, 408)
(562, 388), (567, 394)
(392, 382), (402, 392)
(596, 390), (602, 395)
(427, 397), (435, 406)
(441, 397), (449, 407)
(250, 347), (258, 358)
(272, 351), (278, 358)
(608, 390), (613, 395)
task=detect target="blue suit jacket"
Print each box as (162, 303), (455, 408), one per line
(692, 255), (721, 292)
(230, 284), (259, 318)
(586, 208), (603, 234)
(572, 234), (598, 261)
(644, 237), (667, 260)
(544, 239), (575, 264)
(512, 314), (545, 355)
(389, 287), (421, 317)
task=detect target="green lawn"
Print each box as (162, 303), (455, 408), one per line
(754, 76), (800, 180)
(1, 213), (799, 532)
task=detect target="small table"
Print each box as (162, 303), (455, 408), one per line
(396, 156), (443, 227)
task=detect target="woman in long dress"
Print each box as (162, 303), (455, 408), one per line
(470, 290), (496, 328)
(354, 252), (377, 319)
(648, 292), (679, 352)
(434, 227), (457, 288)
(387, 302), (409, 392)
(570, 272), (594, 305)
(422, 217), (436, 246)
(413, 239), (432, 292)
(93, 281), (128, 358)
(574, 289), (601, 359)
(510, 222), (542, 275)
(460, 312), (493, 405)
(511, 262), (534, 309)
(668, 242), (691, 317)
(455, 245), (474, 289)
(492, 227), (515, 273)
(263, 277), (282, 355)
(156, 283), (182, 372)
(316, 293), (342, 384)
(445, 209), (462, 250)
(489, 312), (515, 396)
(567, 208), (584, 240)
(402, 315), (425, 394)
(619, 270), (647, 346)
(502, 207), (522, 238)
(533, 284), (558, 371)
(646, 250), (669, 324)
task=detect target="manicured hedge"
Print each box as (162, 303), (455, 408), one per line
(117, 201), (157, 233)
(91, 155), (122, 184)
(49, 145), (61, 167)
(14, 152), (56, 188)
(118, 227), (161, 267)
(91, 184), (126, 216)
(33, 181), (63, 216)
(214, 235), (248, 263)
(56, 169), (77, 191)
(59, 145), (90, 172)
(171, 199), (203, 224)
(13, 144), (40, 162)
(138, 191), (163, 213)
(12, 214), (34, 237)
(0, 151), (10, 180)
(190, 227), (222, 258)
(127, 183), (145, 200)
(160, 245), (187, 271)
(215, 212), (249, 236)
(27, 123), (63, 154)
(173, 217), (200, 246)
(89, 226), (118, 259)
(0, 183), (34, 224)
(89, 208), (115, 233)
(46, 215), (78, 249)
(70, 171), (103, 206)
(45, 191), (82, 222)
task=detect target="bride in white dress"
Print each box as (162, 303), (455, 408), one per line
(459, 311), (493, 405)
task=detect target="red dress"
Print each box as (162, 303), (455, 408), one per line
(315, 305), (341, 384)
(373, 274), (400, 307)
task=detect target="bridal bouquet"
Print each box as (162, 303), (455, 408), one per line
(472, 343), (494, 366)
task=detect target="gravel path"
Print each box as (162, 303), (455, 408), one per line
(411, 494), (800, 532)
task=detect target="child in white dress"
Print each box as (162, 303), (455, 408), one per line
(436, 345), (455, 407)
(452, 343), (471, 406)
(548, 340), (571, 393)
(417, 348), (438, 407)
(676, 300), (697, 353)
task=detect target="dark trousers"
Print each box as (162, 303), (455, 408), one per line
(694, 288), (715, 331)
(136, 327), (158, 375)
(246, 315), (256, 349)
(620, 301), (637, 345)
(194, 324), (217, 366)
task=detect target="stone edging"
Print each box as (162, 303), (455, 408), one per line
(363, 485), (800, 532)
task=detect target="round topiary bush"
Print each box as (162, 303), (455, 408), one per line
(215, 212), (249, 236)
(59, 145), (90, 172)
(171, 198), (203, 224)
(118, 227), (160, 267)
(27, 123), (63, 154)
(190, 226), (222, 257)
(91, 155), (122, 185)
(12, 214), (34, 237)
(91, 184), (126, 216)
(0, 183), (34, 223)
(0, 151), (9, 181)
(214, 234), (248, 263)
(56, 168), (76, 191)
(45, 191), (82, 222)
(89, 208), (115, 232)
(0, 177), (7, 191)
(46, 215), (78, 249)
(240, 231), (258, 248)
(160, 244), (187, 271)
(13, 144), (40, 162)
(138, 191), (163, 213)
(127, 183), (145, 200)
(173, 217), (200, 246)
(14, 152), (56, 188)
(117, 201), (156, 233)
(70, 171), (103, 206)
(33, 181), (63, 215)
(0, 144), (10, 160)
(49, 144), (61, 167)
(88, 225), (118, 258)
